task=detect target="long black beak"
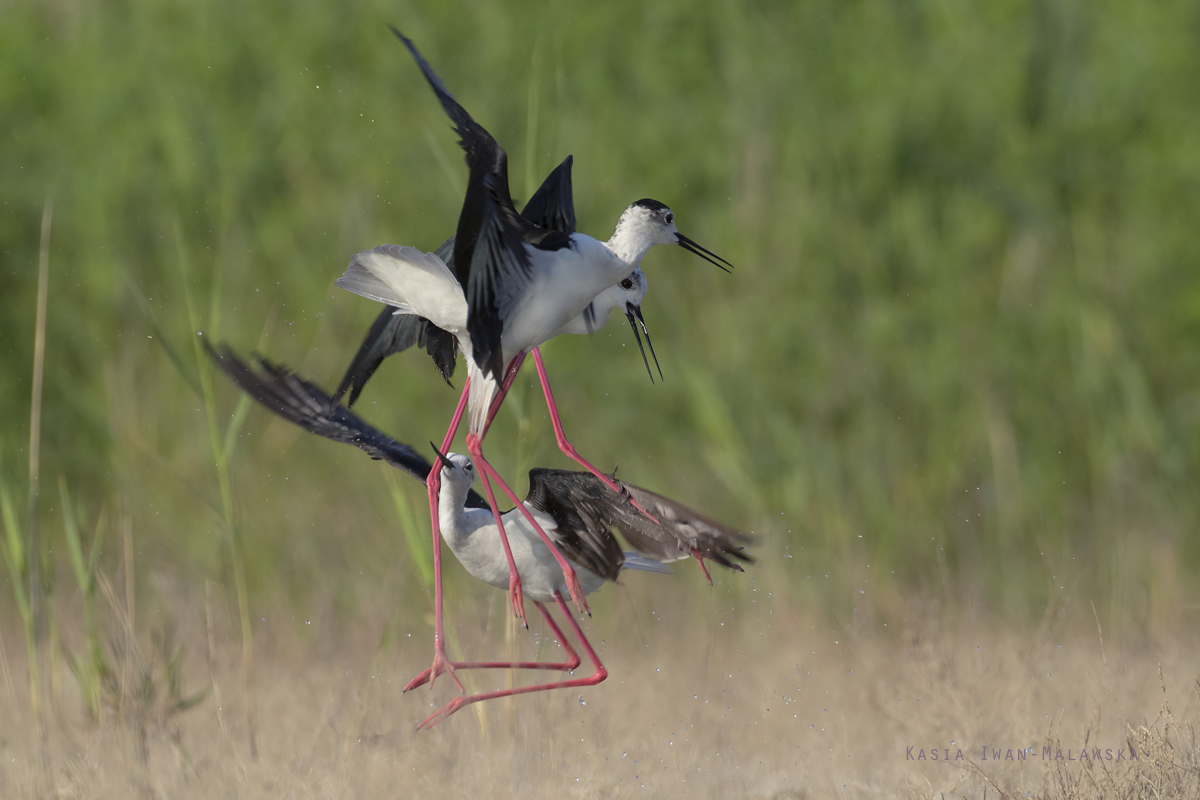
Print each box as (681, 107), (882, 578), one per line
(676, 232), (734, 273)
(625, 302), (663, 384)
(429, 441), (454, 472)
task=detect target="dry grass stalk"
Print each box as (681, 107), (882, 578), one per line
(5, 588), (1197, 799)
(205, 579), (226, 735)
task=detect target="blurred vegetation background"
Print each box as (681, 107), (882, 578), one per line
(3, 0), (1199, 640)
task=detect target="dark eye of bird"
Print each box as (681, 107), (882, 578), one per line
(620, 278), (634, 290)
(665, 213), (674, 225)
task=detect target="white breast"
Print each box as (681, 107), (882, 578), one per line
(499, 235), (629, 361)
(444, 506), (607, 603)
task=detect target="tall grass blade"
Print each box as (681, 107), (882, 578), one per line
(27, 199), (52, 712)
(59, 478), (89, 593)
(118, 265), (202, 398)
(423, 127), (465, 198)
(175, 219), (258, 760)
(523, 35), (542, 203)
(60, 477), (109, 720)
(221, 394), (251, 464)
(384, 470), (432, 589)
(1, 477), (38, 715)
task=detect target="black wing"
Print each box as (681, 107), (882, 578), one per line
(331, 311), (458, 407)
(519, 155), (576, 234)
(467, 173), (537, 378)
(391, 28), (514, 289)
(393, 28), (559, 380)
(206, 342), (489, 510)
(333, 153), (576, 404)
(527, 469), (753, 573)
(332, 236), (459, 405)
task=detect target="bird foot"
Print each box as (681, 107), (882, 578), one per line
(418, 696), (472, 730)
(404, 644), (464, 694)
(509, 575), (528, 628)
(563, 571), (591, 617)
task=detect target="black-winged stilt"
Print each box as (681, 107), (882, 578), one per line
(337, 28), (732, 688)
(332, 263), (657, 404)
(204, 344), (751, 727)
(330, 157), (660, 405)
(336, 244), (660, 613)
(410, 446), (749, 728)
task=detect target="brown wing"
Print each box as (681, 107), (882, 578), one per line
(525, 469), (625, 581)
(525, 469), (753, 574)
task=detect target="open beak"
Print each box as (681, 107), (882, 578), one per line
(676, 232), (734, 273)
(625, 302), (663, 384)
(429, 441), (454, 472)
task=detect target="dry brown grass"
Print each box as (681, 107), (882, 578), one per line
(2, 577), (1198, 800)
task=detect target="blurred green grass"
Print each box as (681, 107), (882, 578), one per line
(3, 0), (1199, 628)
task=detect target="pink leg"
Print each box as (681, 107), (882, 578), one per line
(464, 350), (589, 616)
(403, 600), (580, 692)
(480, 351), (527, 439)
(414, 351), (551, 690)
(443, 351), (532, 625)
(417, 592), (607, 729)
(467, 432), (591, 617)
(530, 347), (661, 526)
(476, 461), (528, 627)
(690, 548), (714, 586)
(418, 379), (471, 693)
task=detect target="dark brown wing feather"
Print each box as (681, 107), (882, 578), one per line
(525, 469), (625, 581)
(611, 483), (753, 570)
(525, 469), (752, 578)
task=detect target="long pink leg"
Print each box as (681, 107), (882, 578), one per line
(475, 461), (528, 628)
(480, 351), (527, 438)
(532, 349), (713, 580)
(403, 600), (581, 692)
(465, 350), (589, 616)
(414, 352), (552, 689)
(419, 379), (471, 693)
(530, 347), (661, 526)
(452, 351), (532, 625)
(417, 592), (607, 729)
(467, 433), (591, 617)
(690, 547), (714, 586)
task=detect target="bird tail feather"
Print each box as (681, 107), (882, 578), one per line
(621, 552), (672, 574)
(336, 245), (465, 332)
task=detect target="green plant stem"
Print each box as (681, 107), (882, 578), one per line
(176, 221), (258, 760)
(26, 199), (53, 719)
(1, 483), (38, 715)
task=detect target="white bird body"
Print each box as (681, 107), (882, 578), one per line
(498, 234), (631, 353)
(339, 243), (651, 431)
(441, 505), (607, 603)
(343, 239), (649, 353)
(344, 245), (467, 333)
(206, 341), (751, 730)
(436, 453), (667, 602)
